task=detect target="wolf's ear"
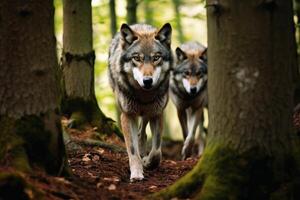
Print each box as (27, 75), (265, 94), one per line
(155, 23), (172, 48)
(200, 48), (207, 62)
(176, 47), (187, 62)
(120, 23), (138, 47)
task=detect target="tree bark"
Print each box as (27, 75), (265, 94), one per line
(153, 0), (300, 199)
(126, 0), (138, 24)
(61, 0), (122, 139)
(109, 0), (122, 128)
(172, 0), (185, 43)
(109, 0), (117, 37)
(0, 0), (69, 180)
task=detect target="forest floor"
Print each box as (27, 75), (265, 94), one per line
(1, 118), (198, 200)
(3, 112), (299, 200)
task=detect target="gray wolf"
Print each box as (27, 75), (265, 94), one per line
(170, 41), (208, 160)
(108, 23), (173, 181)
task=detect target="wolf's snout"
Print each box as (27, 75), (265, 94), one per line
(190, 87), (197, 95)
(143, 77), (153, 89)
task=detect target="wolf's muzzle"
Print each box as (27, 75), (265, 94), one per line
(143, 77), (153, 89)
(190, 87), (197, 95)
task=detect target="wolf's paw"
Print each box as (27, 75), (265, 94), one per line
(130, 172), (144, 182)
(129, 158), (144, 181)
(142, 150), (161, 169)
(182, 138), (194, 160)
(130, 170), (144, 182)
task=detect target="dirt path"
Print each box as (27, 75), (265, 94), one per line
(8, 122), (198, 200)
(19, 144), (197, 200)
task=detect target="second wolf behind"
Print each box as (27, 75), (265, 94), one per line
(170, 41), (208, 160)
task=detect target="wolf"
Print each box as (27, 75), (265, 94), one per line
(108, 23), (173, 181)
(170, 41), (208, 160)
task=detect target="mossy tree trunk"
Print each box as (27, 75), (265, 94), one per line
(172, 0), (185, 43)
(0, 1), (69, 197)
(126, 0), (138, 25)
(61, 0), (121, 138)
(153, 0), (300, 199)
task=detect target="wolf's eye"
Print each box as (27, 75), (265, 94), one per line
(132, 56), (141, 62)
(183, 71), (190, 76)
(153, 55), (161, 62)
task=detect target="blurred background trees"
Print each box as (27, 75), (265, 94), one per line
(53, 0), (300, 140)
(54, 0), (208, 141)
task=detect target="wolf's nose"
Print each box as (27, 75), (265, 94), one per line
(143, 77), (153, 89)
(190, 87), (197, 95)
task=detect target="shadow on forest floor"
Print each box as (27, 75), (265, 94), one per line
(0, 118), (198, 200)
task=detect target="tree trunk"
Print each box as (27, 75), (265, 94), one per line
(61, 0), (122, 138)
(126, 0), (138, 24)
(172, 0), (185, 43)
(293, 0), (300, 108)
(0, 0), (69, 188)
(109, 0), (122, 128)
(153, 0), (300, 199)
(144, 0), (154, 24)
(109, 0), (117, 37)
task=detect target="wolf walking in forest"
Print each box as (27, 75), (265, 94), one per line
(170, 41), (208, 160)
(108, 23), (173, 181)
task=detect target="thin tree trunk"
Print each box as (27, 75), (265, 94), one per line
(109, 0), (122, 127)
(293, 0), (300, 107)
(61, 0), (122, 139)
(126, 0), (138, 24)
(109, 0), (117, 37)
(144, 0), (154, 24)
(0, 0), (69, 188)
(153, 0), (300, 199)
(172, 0), (185, 43)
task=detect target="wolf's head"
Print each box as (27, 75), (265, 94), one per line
(173, 42), (207, 96)
(119, 23), (173, 90)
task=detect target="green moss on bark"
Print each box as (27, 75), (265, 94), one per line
(61, 97), (124, 140)
(152, 143), (300, 200)
(0, 112), (70, 176)
(0, 117), (30, 172)
(0, 172), (43, 200)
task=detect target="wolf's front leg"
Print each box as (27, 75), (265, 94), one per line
(121, 113), (144, 181)
(182, 109), (202, 160)
(138, 117), (148, 157)
(142, 114), (163, 169)
(197, 114), (206, 156)
(177, 108), (188, 139)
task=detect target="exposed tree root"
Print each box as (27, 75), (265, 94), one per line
(67, 138), (126, 153)
(151, 143), (300, 200)
(0, 171), (43, 200)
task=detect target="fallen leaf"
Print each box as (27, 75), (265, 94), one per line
(103, 176), (120, 182)
(108, 184), (116, 190)
(82, 154), (91, 162)
(54, 177), (71, 185)
(87, 172), (97, 179)
(96, 182), (103, 188)
(149, 185), (157, 190)
(96, 148), (105, 154)
(92, 155), (100, 161)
